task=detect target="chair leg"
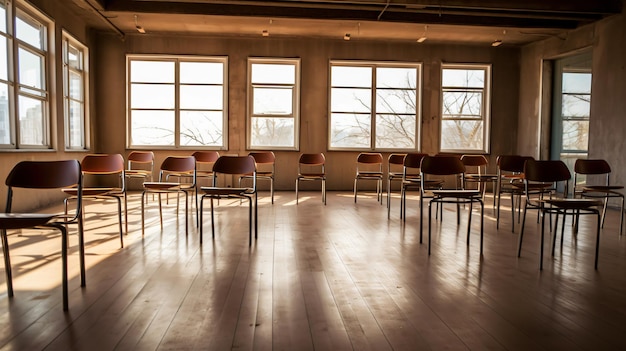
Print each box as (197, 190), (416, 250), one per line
(479, 199), (484, 255)
(254, 192), (258, 238)
(517, 201), (528, 257)
(295, 179), (299, 204)
(248, 196), (253, 246)
(322, 179), (326, 205)
(124, 193), (128, 234)
(1, 229), (13, 297)
(158, 193), (163, 229)
(270, 178), (274, 204)
(419, 194), (424, 243)
(354, 179), (358, 203)
(467, 200), (473, 245)
(540, 211), (546, 270)
(619, 196), (625, 236)
(61, 226), (69, 311)
(211, 197), (216, 238)
(510, 192), (516, 232)
(199, 196), (204, 244)
(141, 192), (146, 237)
(184, 191), (189, 236)
(115, 197), (124, 248)
(595, 210), (601, 269)
(428, 200), (432, 255)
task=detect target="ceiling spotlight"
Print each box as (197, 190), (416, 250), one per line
(417, 25), (428, 43)
(491, 39), (502, 47)
(344, 33), (351, 41)
(134, 15), (146, 34)
(262, 30), (269, 37)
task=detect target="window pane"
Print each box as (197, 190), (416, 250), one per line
(562, 120), (589, 151)
(331, 88), (371, 113)
(330, 113), (371, 148)
(250, 117), (294, 147)
(442, 69), (485, 88)
(376, 89), (416, 114)
(377, 67), (416, 88)
(440, 120), (483, 150)
(16, 14), (43, 50)
(331, 66), (371, 87)
(180, 85), (223, 110)
(18, 47), (43, 90)
(69, 71), (82, 100)
(253, 87), (293, 115)
(375, 114), (416, 149)
(0, 83), (10, 144)
(563, 72), (591, 94)
(0, 5), (6, 33)
(131, 84), (175, 109)
(130, 110), (175, 145)
(0, 36), (7, 80)
(180, 111), (223, 146)
(442, 91), (482, 118)
(180, 62), (223, 84)
(18, 95), (44, 145)
(68, 100), (84, 148)
(130, 61), (175, 83)
(67, 44), (81, 70)
(251, 63), (295, 84)
(562, 94), (590, 118)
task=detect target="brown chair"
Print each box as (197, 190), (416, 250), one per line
(125, 151), (154, 183)
(239, 151), (275, 204)
(386, 153), (406, 217)
(461, 154), (498, 205)
(199, 155), (257, 245)
(63, 154), (126, 247)
(400, 153), (442, 221)
(296, 153), (326, 205)
(353, 152), (384, 203)
(420, 156), (484, 255)
(518, 159), (602, 269)
(574, 159), (624, 236)
(495, 155), (531, 232)
(0, 160), (85, 310)
(141, 156), (196, 236)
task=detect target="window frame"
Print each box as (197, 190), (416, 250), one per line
(246, 57), (301, 151)
(328, 60), (422, 152)
(62, 30), (89, 151)
(440, 63), (491, 154)
(0, 0), (54, 150)
(126, 54), (229, 150)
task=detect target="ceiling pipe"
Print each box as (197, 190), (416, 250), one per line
(79, 0), (126, 40)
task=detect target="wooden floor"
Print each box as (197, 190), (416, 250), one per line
(2, 190), (626, 350)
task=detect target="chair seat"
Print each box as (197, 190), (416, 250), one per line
(465, 174), (498, 181)
(583, 185), (625, 192)
(357, 172), (383, 178)
(63, 187), (119, 196)
(299, 173), (325, 178)
(543, 198), (604, 209)
(143, 182), (187, 190)
(0, 213), (58, 229)
(125, 170), (152, 177)
(431, 189), (482, 198)
(201, 187), (255, 196)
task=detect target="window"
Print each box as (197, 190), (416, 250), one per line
(560, 70), (591, 154)
(127, 55), (227, 148)
(440, 64), (491, 153)
(63, 31), (88, 150)
(247, 58), (300, 150)
(0, 1), (52, 149)
(329, 61), (421, 150)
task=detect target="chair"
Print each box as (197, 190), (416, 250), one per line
(141, 156), (196, 236)
(239, 151), (275, 204)
(420, 156), (484, 255)
(574, 159), (624, 236)
(400, 153), (443, 221)
(296, 153), (326, 205)
(0, 160), (85, 310)
(199, 156), (257, 245)
(518, 159), (603, 269)
(461, 154), (498, 205)
(63, 154), (126, 248)
(125, 151), (154, 183)
(386, 153), (406, 217)
(353, 152), (384, 203)
(495, 155), (531, 232)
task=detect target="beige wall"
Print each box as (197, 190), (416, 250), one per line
(94, 33), (520, 191)
(517, 8), (626, 187)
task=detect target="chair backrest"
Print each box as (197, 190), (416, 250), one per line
(356, 152), (382, 174)
(249, 151), (275, 165)
(82, 154), (125, 174)
(574, 159), (611, 175)
(421, 156), (465, 176)
(524, 159), (571, 197)
(5, 160), (82, 214)
(159, 156), (196, 182)
(192, 151), (220, 164)
(388, 153), (406, 167)
(127, 151), (154, 168)
(212, 156), (257, 188)
(298, 153), (325, 175)
(403, 153), (428, 179)
(461, 154), (488, 167)
(497, 155), (529, 173)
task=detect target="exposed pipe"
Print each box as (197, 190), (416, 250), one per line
(377, 0), (390, 20)
(79, 0), (125, 40)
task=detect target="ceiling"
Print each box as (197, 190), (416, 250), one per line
(67, 0), (623, 46)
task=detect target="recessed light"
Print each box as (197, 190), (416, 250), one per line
(344, 33), (351, 41)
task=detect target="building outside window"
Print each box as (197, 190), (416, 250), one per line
(63, 31), (88, 150)
(127, 55), (227, 149)
(0, 1), (52, 149)
(329, 61), (421, 151)
(440, 64), (491, 153)
(247, 57), (300, 150)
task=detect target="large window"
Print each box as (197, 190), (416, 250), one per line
(329, 61), (420, 150)
(127, 55), (227, 149)
(247, 57), (300, 150)
(440, 64), (491, 153)
(63, 31), (88, 150)
(0, 1), (52, 149)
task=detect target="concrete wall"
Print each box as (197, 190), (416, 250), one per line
(94, 33), (520, 191)
(517, 8), (626, 186)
